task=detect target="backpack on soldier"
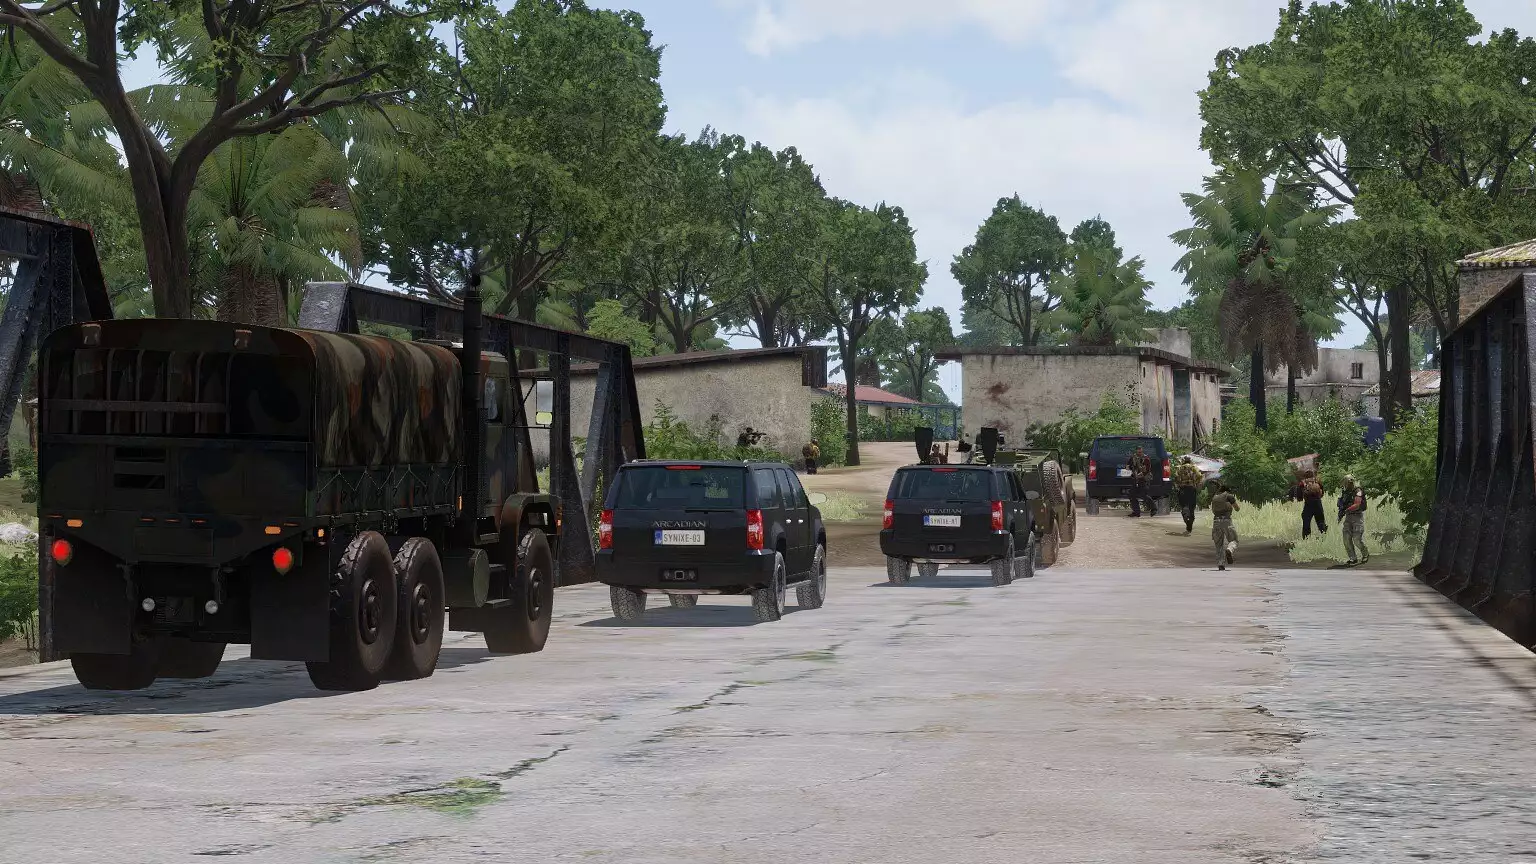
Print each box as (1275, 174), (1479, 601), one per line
(1302, 478), (1323, 500)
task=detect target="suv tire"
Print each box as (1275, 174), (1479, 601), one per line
(1037, 525), (1059, 567)
(669, 594), (699, 609)
(1086, 497), (1100, 516)
(1041, 460), (1067, 507)
(1015, 537), (1037, 580)
(917, 562), (941, 580)
(796, 544), (828, 609)
(886, 555), (912, 585)
(610, 585), (647, 621)
(752, 553), (787, 622)
(990, 536), (1015, 587)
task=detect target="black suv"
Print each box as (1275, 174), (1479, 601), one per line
(595, 460), (827, 623)
(878, 464), (1037, 587)
(1083, 435), (1171, 515)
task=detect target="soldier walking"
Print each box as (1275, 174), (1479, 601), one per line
(802, 439), (820, 475)
(1210, 483), (1240, 570)
(1300, 470), (1327, 538)
(1339, 475), (1369, 566)
(1127, 446), (1155, 518)
(1173, 455), (1202, 534)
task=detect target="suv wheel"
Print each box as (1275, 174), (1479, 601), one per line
(1015, 536), (1036, 580)
(796, 544), (828, 609)
(1086, 497), (1100, 516)
(609, 585), (647, 621)
(989, 536), (1015, 587)
(917, 562), (940, 580)
(752, 553), (787, 623)
(885, 555), (912, 586)
(669, 594), (699, 610)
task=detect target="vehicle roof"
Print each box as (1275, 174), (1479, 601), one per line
(620, 459), (786, 468)
(1091, 435), (1163, 441)
(897, 463), (999, 471)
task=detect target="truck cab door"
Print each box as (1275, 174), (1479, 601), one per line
(482, 373), (509, 509)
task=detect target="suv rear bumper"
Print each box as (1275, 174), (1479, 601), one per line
(595, 548), (778, 590)
(1085, 481), (1172, 500)
(878, 529), (1013, 563)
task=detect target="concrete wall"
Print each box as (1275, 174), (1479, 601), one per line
(958, 353), (1142, 440)
(1190, 371), (1221, 440)
(1141, 327), (1193, 360)
(1265, 348), (1378, 389)
(568, 353), (816, 459)
(1459, 268), (1526, 323)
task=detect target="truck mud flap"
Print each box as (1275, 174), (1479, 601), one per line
(53, 538), (133, 655)
(250, 547), (331, 662)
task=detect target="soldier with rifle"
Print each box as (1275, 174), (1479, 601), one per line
(1173, 455), (1202, 534)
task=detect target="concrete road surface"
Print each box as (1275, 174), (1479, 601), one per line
(2, 563), (1534, 863)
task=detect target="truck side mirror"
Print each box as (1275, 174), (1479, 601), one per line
(534, 380), (553, 427)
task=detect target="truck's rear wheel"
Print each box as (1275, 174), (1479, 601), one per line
(610, 585), (646, 621)
(306, 531), (397, 692)
(990, 537), (1015, 587)
(71, 638), (159, 691)
(157, 639), (225, 680)
(1037, 525), (1059, 567)
(383, 537), (445, 680)
(484, 530), (555, 654)
(885, 556), (912, 585)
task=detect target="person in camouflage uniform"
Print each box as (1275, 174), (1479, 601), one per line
(1210, 483), (1240, 570)
(1173, 455), (1202, 534)
(1339, 475), (1369, 566)
(1127, 446), (1155, 518)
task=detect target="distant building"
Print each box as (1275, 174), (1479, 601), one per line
(816, 383), (961, 439)
(1263, 347), (1380, 407)
(1361, 370), (1440, 416)
(937, 329), (1229, 449)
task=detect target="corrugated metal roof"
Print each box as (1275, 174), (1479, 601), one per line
(1457, 238), (1536, 270)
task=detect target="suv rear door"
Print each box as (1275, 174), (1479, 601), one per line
(775, 467), (811, 573)
(609, 465), (749, 566)
(752, 466), (791, 564)
(888, 466), (999, 543)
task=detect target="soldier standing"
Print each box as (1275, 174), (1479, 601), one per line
(1210, 483), (1240, 570)
(1300, 470), (1327, 538)
(802, 439), (820, 475)
(1339, 475), (1369, 566)
(1173, 455), (1202, 534)
(1127, 446), (1155, 518)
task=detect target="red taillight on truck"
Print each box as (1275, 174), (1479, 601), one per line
(598, 510), (614, 550)
(1088, 460), (1097, 480)
(746, 509), (764, 550)
(272, 547), (294, 574)
(1163, 459), (1171, 481)
(883, 500), (894, 530)
(991, 501), (1005, 531)
(50, 538), (72, 566)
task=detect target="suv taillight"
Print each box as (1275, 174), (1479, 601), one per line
(883, 499), (894, 530)
(1162, 459), (1170, 481)
(746, 509), (764, 550)
(991, 500), (1005, 531)
(1088, 459), (1097, 480)
(598, 509), (613, 550)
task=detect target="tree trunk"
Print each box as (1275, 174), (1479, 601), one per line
(840, 342), (862, 467)
(1286, 363), (1297, 414)
(215, 264), (284, 327)
(1372, 331), (1392, 426)
(1386, 281), (1414, 426)
(1250, 344), (1268, 430)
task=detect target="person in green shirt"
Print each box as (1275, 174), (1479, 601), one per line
(1210, 483), (1240, 571)
(1173, 455), (1203, 534)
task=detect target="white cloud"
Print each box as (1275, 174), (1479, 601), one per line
(740, 0), (1060, 56)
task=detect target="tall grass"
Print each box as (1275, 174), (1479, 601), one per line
(1193, 497), (1421, 564)
(809, 491), (868, 523)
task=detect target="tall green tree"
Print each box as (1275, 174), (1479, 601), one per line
(0, 0), (461, 318)
(809, 200), (926, 467)
(1172, 169), (1337, 429)
(874, 307), (953, 402)
(364, 0), (665, 321)
(951, 196), (1067, 346)
(1054, 239), (1151, 348)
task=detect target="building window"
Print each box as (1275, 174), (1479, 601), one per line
(1350, 363), (1364, 380)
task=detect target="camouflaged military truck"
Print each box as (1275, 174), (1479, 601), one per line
(34, 280), (644, 693)
(990, 448), (1077, 567)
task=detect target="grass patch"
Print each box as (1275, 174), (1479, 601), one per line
(0, 478), (29, 519)
(811, 491), (869, 523)
(1194, 498), (1422, 565)
(363, 778), (503, 816)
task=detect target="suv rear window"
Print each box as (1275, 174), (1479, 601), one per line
(892, 468), (996, 501)
(614, 466), (746, 510)
(1092, 438), (1161, 461)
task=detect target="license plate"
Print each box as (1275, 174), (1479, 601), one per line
(923, 515), (961, 527)
(655, 530), (705, 546)
(1117, 468), (1132, 478)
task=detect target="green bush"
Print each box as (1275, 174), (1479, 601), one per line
(1356, 404), (1438, 531)
(642, 402), (783, 463)
(1025, 389), (1141, 473)
(1211, 401), (1292, 505)
(1266, 399), (1365, 489)
(0, 543), (37, 643)
(857, 409), (924, 442)
(810, 398), (847, 467)
(13, 447), (36, 504)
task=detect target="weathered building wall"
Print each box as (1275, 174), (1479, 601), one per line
(1459, 268), (1523, 323)
(958, 353), (1142, 440)
(1263, 347), (1379, 407)
(568, 353), (816, 459)
(1190, 371), (1222, 440)
(1140, 327), (1193, 360)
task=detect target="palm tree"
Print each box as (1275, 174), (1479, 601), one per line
(1055, 242), (1152, 347)
(1171, 169), (1338, 429)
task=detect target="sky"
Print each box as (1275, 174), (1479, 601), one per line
(119, 0), (1536, 402)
